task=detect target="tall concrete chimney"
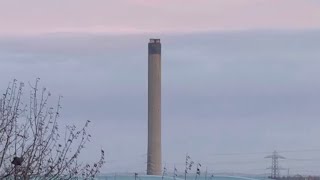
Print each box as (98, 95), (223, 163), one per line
(147, 39), (162, 175)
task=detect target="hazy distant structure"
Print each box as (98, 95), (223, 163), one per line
(265, 151), (286, 179)
(147, 39), (162, 175)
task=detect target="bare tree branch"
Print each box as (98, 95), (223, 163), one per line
(0, 79), (105, 180)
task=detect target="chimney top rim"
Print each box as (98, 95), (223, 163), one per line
(149, 39), (160, 43)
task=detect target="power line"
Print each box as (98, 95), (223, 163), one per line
(285, 158), (320, 162)
(208, 149), (320, 156)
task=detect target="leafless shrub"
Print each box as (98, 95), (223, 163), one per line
(0, 79), (105, 180)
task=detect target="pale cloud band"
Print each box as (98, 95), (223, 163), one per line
(0, 0), (320, 35)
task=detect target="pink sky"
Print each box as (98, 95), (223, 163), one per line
(0, 0), (319, 35)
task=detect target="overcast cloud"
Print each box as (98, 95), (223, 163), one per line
(1, 31), (320, 175)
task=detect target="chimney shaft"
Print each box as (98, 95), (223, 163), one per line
(147, 39), (162, 175)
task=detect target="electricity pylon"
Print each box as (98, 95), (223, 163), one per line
(265, 151), (285, 179)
